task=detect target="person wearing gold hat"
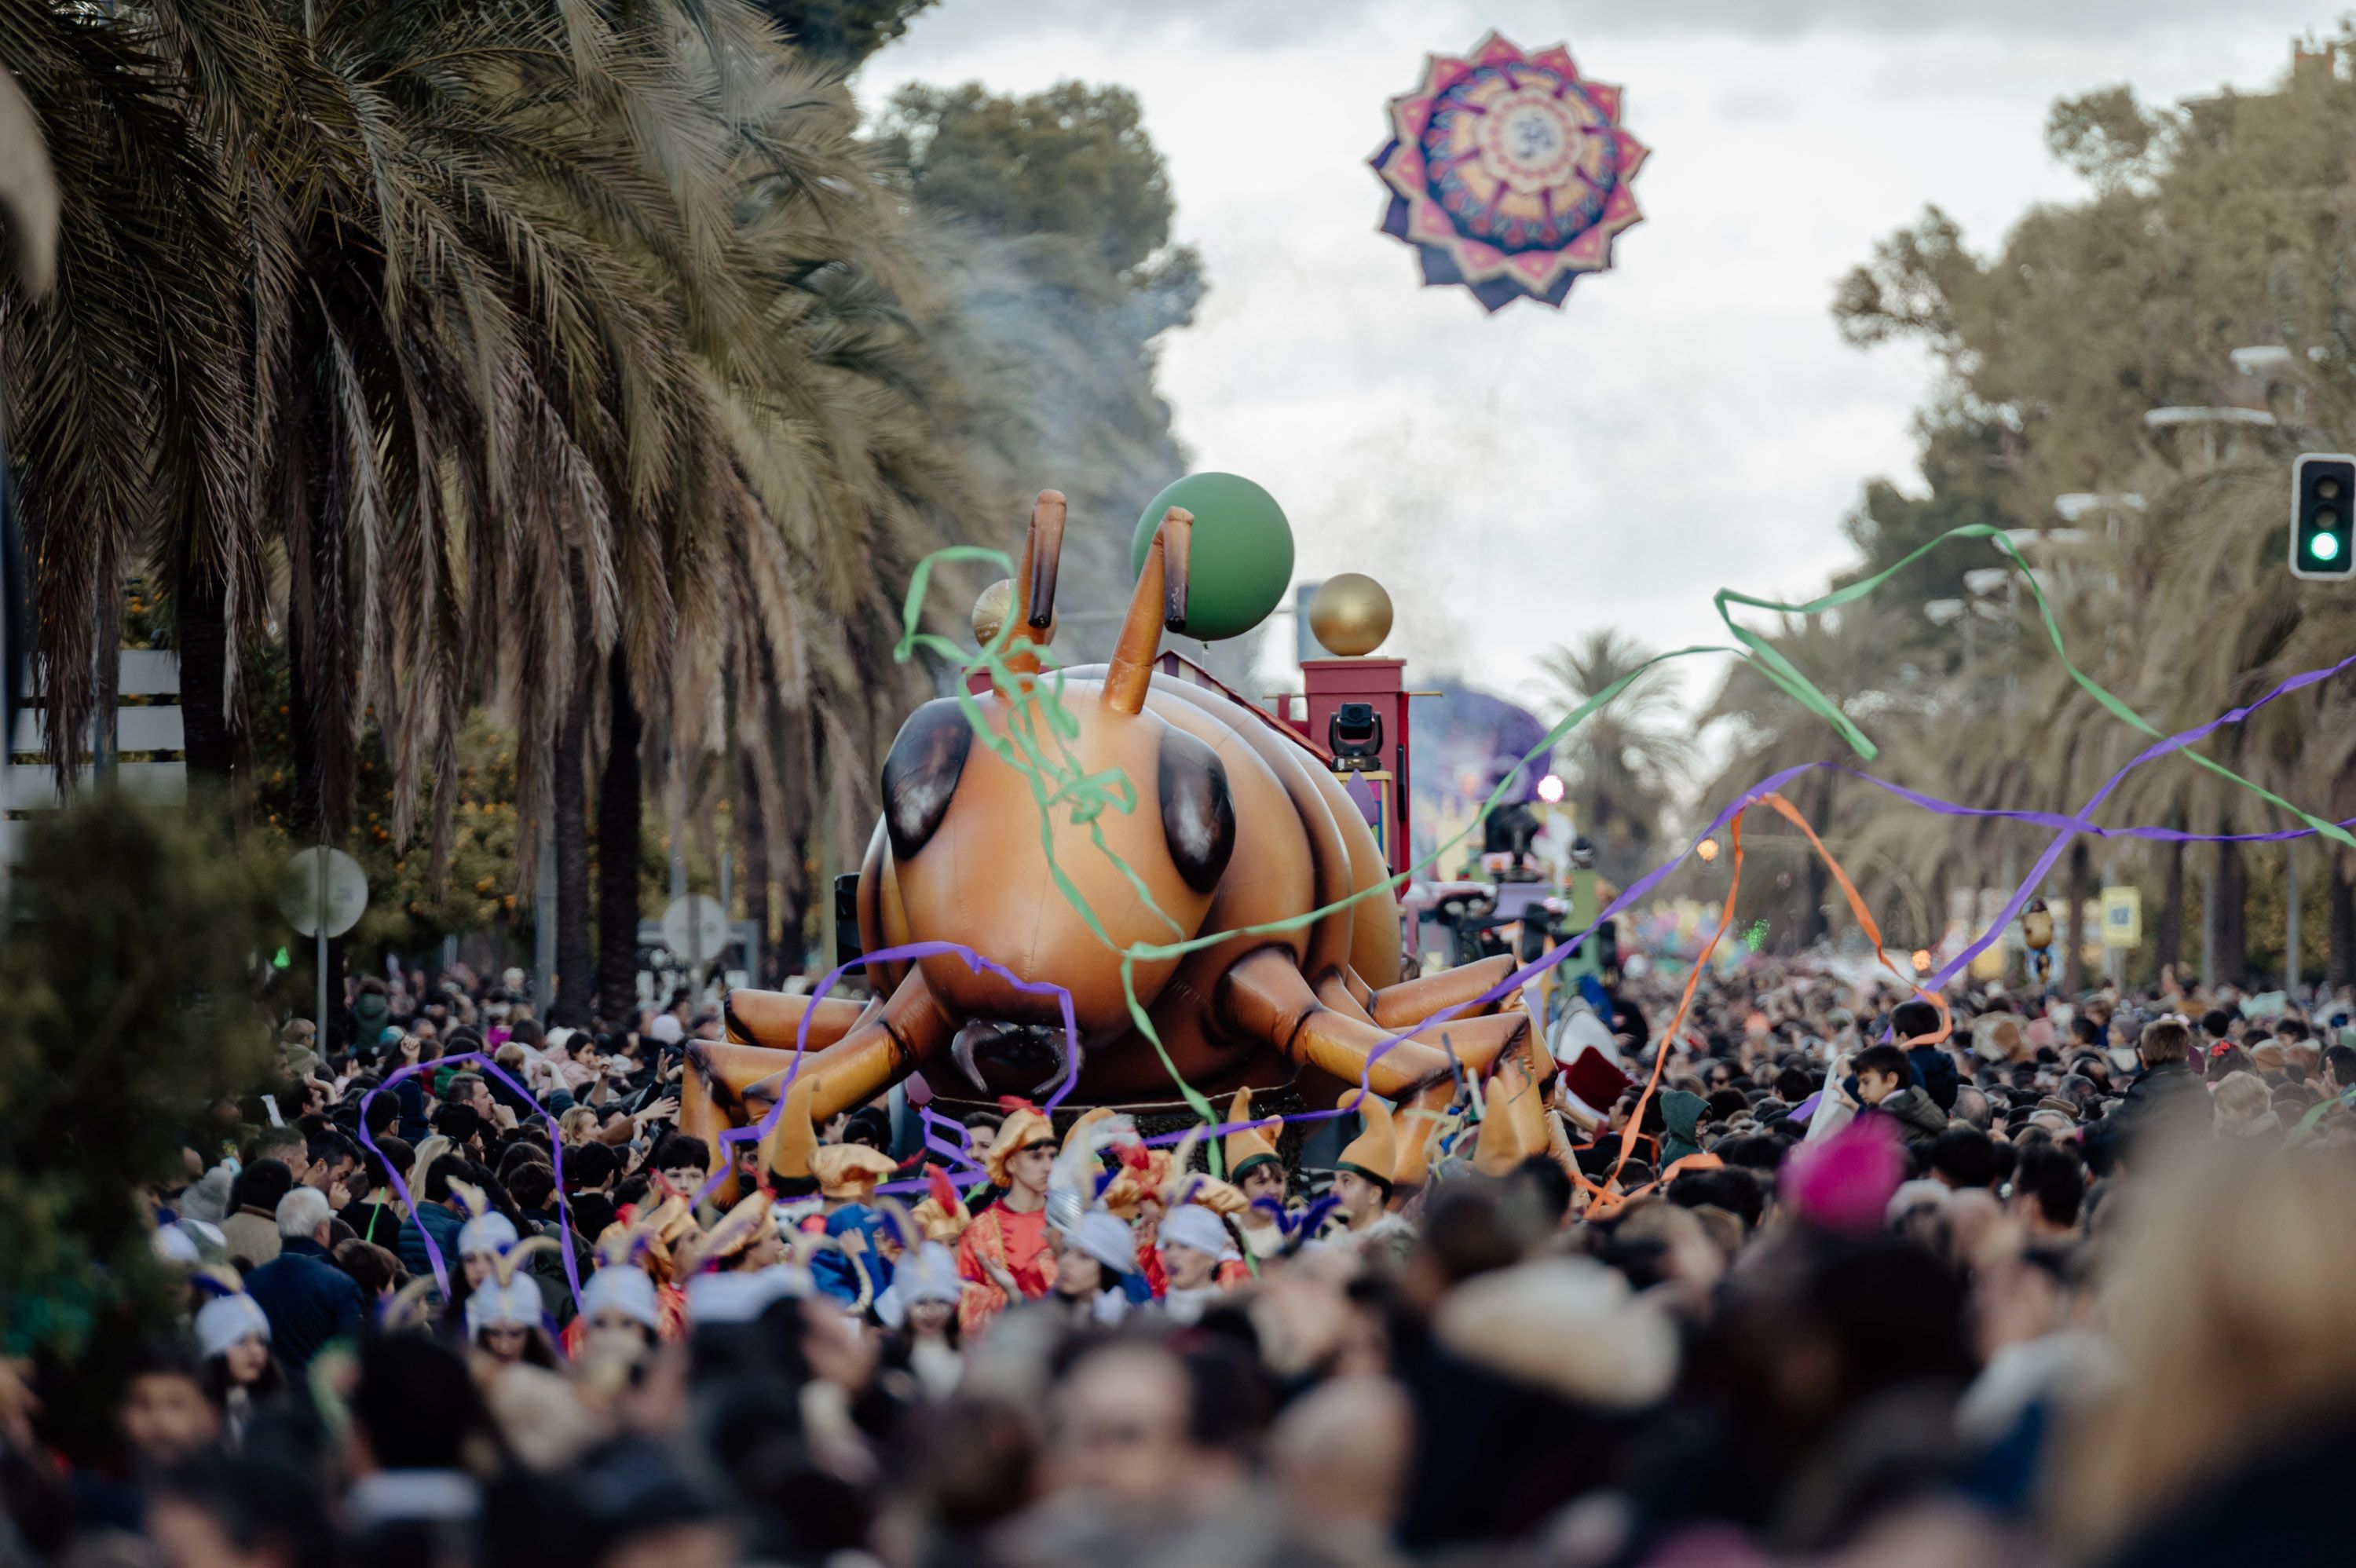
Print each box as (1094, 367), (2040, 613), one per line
(954, 1099), (1059, 1336)
(1224, 1088), (1290, 1262)
(1326, 1095), (1397, 1233)
(810, 1142), (902, 1309)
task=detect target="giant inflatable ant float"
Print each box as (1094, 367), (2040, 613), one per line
(685, 492), (1532, 1186)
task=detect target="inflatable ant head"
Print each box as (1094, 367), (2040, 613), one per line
(871, 496), (1235, 1063)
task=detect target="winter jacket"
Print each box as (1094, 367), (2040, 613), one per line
(397, 1201), (466, 1292)
(1908, 1044), (1961, 1113)
(221, 1207), (283, 1271)
(2095, 1060), (2207, 1153)
(243, 1235), (368, 1367)
(392, 1076), (430, 1143)
(1876, 1085), (1951, 1143)
(350, 992), (392, 1046)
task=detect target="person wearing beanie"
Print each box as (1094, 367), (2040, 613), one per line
(956, 1100), (1059, 1336)
(876, 1241), (969, 1401)
(194, 1289), (283, 1445)
(1157, 1203), (1235, 1325)
(576, 1265), (664, 1361)
(1326, 1095), (1396, 1233)
(1052, 1210), (1138, 1328)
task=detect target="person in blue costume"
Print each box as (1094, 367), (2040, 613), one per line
(807, 1142), (900, 1307)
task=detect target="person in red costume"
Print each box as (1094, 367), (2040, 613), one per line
(956, 1102), (1058, 1336)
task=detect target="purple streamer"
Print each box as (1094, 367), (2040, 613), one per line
(698, 649), (2354, 1190)
(691, 941), (1085, 1209)
(355, 1052), (584, 1313)
(1343, 649), (2356, 1091)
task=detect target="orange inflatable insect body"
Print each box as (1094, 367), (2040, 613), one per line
(689, 493), (1530, 1183)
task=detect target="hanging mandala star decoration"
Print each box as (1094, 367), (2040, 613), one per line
(1370, 31), (1648, 313)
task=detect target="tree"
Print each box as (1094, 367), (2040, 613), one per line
(752, 0), (936, 64)
(1820, 38), (2356, 987)
(1532, 630), (1693, 885)
(0, 791), (273, 1363)
(881, 81), (1177, 272)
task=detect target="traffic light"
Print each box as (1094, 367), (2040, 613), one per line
(2291, 452), (2356, 579)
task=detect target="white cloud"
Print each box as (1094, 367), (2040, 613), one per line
(863, 0), (2329, 706)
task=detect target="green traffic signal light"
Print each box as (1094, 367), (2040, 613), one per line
(2292, 455), (2356, 580)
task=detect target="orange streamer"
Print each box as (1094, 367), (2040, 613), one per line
(1564, 791), (1950, 1217)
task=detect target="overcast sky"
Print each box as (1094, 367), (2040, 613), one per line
(861, 0), (2334, 715)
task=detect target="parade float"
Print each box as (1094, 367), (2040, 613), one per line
(683, 479), (1579, 1182)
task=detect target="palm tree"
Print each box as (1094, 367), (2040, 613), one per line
(1531, 629), (1696, 883)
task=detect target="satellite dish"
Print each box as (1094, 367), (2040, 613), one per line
(284, 847), (368, 938)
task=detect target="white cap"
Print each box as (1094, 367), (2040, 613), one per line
(648, 1014), (684, 1045)
(580, 1266), (660, 1330)
(457, 1212), (518, 1259)
(465, 1276), (543, 1335)
(195, 1293), (271, 1360)
(1071, 1212), (1139, 1275)
(1158, 1203), (1230, 1261)
(154, 1226), (201, 1266)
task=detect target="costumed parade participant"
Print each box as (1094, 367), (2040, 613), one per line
(1155, 1201), (1234, 1324)
(807, 1142), (899, 1307)
(573, 1263), (663, 1363)
(956, 1100), (1059, 1334)
(1324, 1095), (1402, 1240)
(1226, 1087), (1291, 1262)
(1050, 1209), (1141, 1328)
(463, 1251), (556, 1369)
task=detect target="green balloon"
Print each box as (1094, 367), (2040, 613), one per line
(1130, 473), (1294, 641)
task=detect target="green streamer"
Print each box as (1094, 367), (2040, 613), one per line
(883, 522), (2347, 1134)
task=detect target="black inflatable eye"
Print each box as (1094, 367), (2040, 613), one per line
(1158, 729), (1235, 894)
(880, 700), (972, 861)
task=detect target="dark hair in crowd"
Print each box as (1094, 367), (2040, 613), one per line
(349, 1335), (503, 1473)
(1890, 999), (1943, 1042)
(649, 1132), (711, 1173)
(230, 1159), (293, 1217)
(1853, 1043), (1910, 1084)
(1930, 1126), (1999, 1190)
(2324, 1043), (2356, 1087)
(566, 1142), (621, 1192)
(333, 1240), (402, 1299)
(2013, 1143), (2084, 1229)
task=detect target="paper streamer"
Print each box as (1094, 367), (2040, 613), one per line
(695, 531), (2353, 1209)
(884, 523), (2349, 1135)
(690, 940), (1086, 1211)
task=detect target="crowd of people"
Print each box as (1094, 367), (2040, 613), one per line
(8, 955), (2356, 1568)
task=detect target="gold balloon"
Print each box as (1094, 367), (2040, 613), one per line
(974, 579), (1058, 648)
(971, 579), (1013, 646)
(1308, 572), (1394, 657)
